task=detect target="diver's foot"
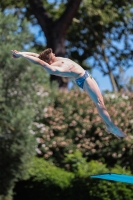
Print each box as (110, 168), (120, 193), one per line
(106, 125), (126, 138)
(105, 124), (112, 133)
(111, 126), (126, 138)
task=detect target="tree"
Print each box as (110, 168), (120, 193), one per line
(128, 77), (133, 91)
(67, 0), (133, 91)
(0, 11), (50, 199)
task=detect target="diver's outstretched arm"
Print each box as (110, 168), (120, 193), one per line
(20, 51), (39, 57)
(11, 50), (39, 58)
(11, 50), (63, 75)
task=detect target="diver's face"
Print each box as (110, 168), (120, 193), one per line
(49, 52), (56, 64)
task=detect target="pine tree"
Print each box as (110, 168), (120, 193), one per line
(0, 11), (49, 200)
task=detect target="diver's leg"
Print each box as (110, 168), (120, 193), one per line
(83, 77), (126, 138)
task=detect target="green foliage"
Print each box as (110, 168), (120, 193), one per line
(0, 0), (66, 20)
(63, 150), (133, 179)
(28, 157), (74, 188)
(63, 150), (108, 176)
(84, 0), (133, 24)
(0, 11), (50, 199)
(14, 155), (133, 200)
(0, 11), (34, 49)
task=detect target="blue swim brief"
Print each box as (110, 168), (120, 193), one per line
(75, 71), (92, 89)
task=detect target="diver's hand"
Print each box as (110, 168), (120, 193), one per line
(11, 50), (22, 58)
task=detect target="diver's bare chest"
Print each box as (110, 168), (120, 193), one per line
(55, 60), (72, 68)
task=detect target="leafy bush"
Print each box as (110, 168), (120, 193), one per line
(28, 157), (74, 188)
(14, 155), (133, 200)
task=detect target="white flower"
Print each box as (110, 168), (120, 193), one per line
(122, 94), (129, 100)
(130, 119), (133, 124)
(36, 148), (42, 154)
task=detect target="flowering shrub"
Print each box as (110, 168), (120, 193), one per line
(33, 90), (133, 170)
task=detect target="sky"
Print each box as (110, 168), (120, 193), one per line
(92, 67), (133, 92)
(30, 24), (133, 92)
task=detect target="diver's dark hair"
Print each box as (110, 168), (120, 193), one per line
(38, 48), (52, 62)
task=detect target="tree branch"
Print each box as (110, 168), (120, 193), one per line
(28, 0), (53, 36)
(57, 0), (82, 34)
(28, 0), (82, 37)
